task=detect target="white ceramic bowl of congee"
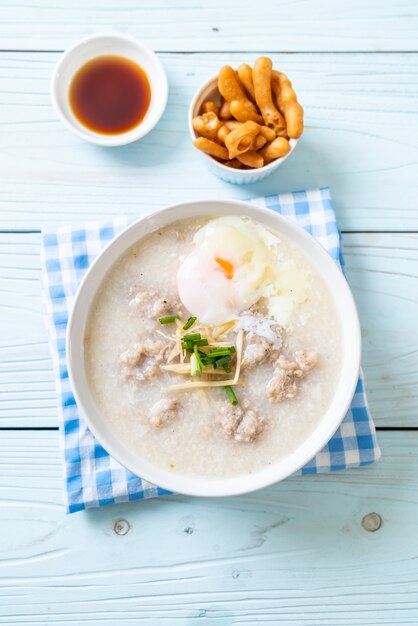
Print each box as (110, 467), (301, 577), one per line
(67, 200), (361, 497)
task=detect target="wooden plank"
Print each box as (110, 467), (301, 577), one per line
(344, 233), (418, 422)
(0, 429), (416, 625)
(0, 0), (417, 52)
(0, 232), (416, 427)
(0, 52), (417, 232)
(0, 234), (57, 426)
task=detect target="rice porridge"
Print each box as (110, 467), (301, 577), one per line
(84, 215), (342, 478)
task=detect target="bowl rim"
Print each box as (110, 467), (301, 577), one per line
(50, 31), (168, 147)
(67, 199), (361, 497)
(188, 74), (299, 174)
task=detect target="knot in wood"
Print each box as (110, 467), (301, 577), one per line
(113, 519), (130, 536)
(361, 512), (382, 532)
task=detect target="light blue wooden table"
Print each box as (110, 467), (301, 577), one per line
(1, 2), (417, 624)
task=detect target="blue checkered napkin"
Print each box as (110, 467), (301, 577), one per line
(41, 187), (380, 513)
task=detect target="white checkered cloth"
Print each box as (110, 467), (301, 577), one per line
(41, 188), (380, 513)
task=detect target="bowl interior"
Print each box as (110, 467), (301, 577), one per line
(67, 200), (361, 497)
(52, 33), (168, 145)
(188, 76), (298, 174)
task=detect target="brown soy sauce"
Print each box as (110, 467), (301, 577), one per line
(69, 55), (151, 135)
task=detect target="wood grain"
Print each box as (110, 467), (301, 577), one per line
(0, 52), (417, 231)
(0, 429), (416, 625)
(0, 232), (416, 427)
(344, 233), (418, 421)
(0, 0), (417, 52)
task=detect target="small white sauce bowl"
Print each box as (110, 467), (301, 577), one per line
(67, 200), (361, 498)
(188, 76), (299, 185)
(51, 32), (168, 147)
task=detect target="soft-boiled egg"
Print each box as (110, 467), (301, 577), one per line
(177, 216), (311, 327)
(177, 216), (277, 325)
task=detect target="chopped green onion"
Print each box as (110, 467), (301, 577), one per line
(194, 344), (205, 369)
(225, 386), (238, 405)
(181, 340), (194, 352)
(215, 346), (235, 353)
(190, 353), (201, 376)
(183, 332), (201, 342)
(223, 364), (232, 374)
(213, 355), (231, 369)
(194, 339), (209, 347)
(206, 348), (234, 358)
(182, 316), (197, 330)
(159, 315), (181, 324)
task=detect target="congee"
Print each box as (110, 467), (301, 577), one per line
(84, 215), (342, 478)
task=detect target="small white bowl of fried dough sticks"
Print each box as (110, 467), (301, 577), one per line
(188, 57), (303, 184)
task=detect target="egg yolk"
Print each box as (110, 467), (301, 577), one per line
(215, 257), (234, 280)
